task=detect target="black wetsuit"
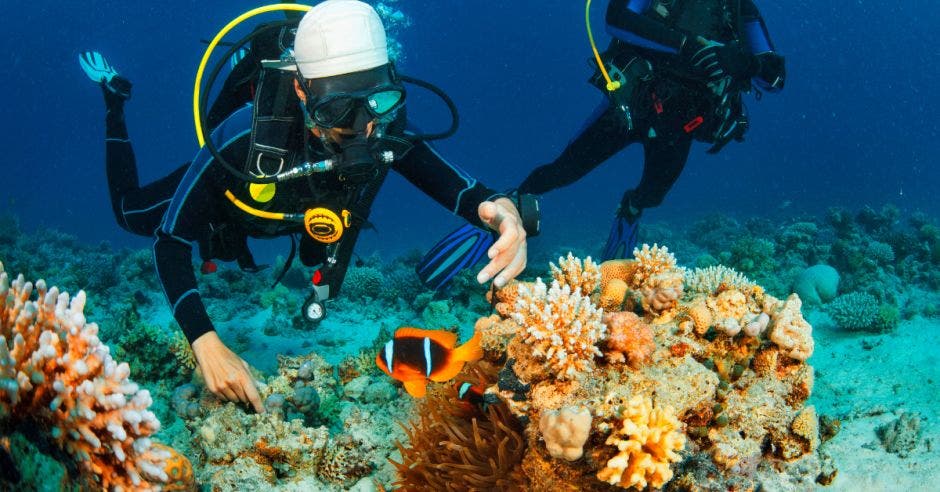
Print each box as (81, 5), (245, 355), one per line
(518, 0), (784, 214)
(104, 99), (499, 344)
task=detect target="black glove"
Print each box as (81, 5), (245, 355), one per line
(684, 38), (759, 83)
(756, 52), (786, 90)
(102, 75), (132, 108)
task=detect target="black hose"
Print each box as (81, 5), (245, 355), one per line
(399, 75), (460, 141)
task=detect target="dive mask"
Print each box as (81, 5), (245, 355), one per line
(307, 85), (405, 128)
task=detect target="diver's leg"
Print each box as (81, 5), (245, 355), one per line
(102, 84), (186, 236)
(628, 135), (693, 210)
(518, 98), (635, 195)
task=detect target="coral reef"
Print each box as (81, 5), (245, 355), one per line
(443, 250), (824, 490)
(0, 262), (176, 490)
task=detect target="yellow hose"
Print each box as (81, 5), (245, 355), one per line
(586, 0), (621, 91)
(193, 3), (313, 146)
(225, 190), (287, 220)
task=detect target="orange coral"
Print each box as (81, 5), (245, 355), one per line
(685, 300), (713, 335)
(600, 260), (636, 291)
(602, 312), (655, 369)
(596, 394), (685, 490)
(599, 278), (628, 311)
(0, 263), (173, 490)
(155, 443), (195, 491)
(551, 253), (601, 297)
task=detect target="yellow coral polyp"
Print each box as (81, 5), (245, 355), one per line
(597, 395), (685, 490)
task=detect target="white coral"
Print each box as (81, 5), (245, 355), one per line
(511, 278), (606, 379)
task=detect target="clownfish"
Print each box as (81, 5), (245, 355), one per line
(375, 327), (483, 398)
(454, 381), (495, 412)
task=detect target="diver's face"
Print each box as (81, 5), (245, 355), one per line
(293, 79), (377, 142)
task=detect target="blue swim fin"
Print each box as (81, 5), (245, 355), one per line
(601, 215), (639, 261)
(416, 224), (495, 290)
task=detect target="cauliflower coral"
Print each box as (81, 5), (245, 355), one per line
(0, 262), (173, 490)
(597, 394), (686, 490)
(511, 277), (606, 380)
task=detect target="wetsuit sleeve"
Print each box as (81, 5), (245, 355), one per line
(392, 140), (502, 229)
(156, 107), (254, 344)
(605, 0), (687, 54)
(741, 0), (785, 91)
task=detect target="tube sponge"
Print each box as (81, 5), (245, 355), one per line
(792, 264), (839, 306)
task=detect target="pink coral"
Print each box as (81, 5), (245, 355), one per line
(603, 312), (655, 369)
(0, 263), (173, 490)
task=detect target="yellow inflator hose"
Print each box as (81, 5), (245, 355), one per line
(586, 0), (621, 92)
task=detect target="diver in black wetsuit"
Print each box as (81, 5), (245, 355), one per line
(518, 0), (786, 260)
(81, 1), (533, 411)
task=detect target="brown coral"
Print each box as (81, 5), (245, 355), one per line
(391, 364), (527, 491)
(603, 312), (655, 369)
(600, 260), (637, 293)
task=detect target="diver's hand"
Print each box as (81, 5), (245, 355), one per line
(756, 52), (786, 90)
(477, 198), (527, 288)
(191, 331), (264, 413)
(685, 37), (758, 84)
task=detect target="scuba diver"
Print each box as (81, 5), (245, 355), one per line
(79, 0), (538, 412)
(516, 0), (786, 260)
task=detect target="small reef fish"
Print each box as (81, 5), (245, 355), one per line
(375, 327), (482, 398)
(454, 381), (497, 412)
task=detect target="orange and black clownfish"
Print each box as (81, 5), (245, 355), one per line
(454, 381), (495, 412)
(375, 327), (483, 398)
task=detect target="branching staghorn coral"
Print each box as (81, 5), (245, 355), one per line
(511, 278), (606, 380)
(0, 262), (174, 490)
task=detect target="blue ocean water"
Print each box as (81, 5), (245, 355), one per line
(1, 1), (937, 259)
(1, 2), (939, 489)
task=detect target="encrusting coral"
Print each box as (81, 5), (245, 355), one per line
(0, 262), (177, 490)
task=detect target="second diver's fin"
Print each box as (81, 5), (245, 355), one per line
(601, 215), (640, 261)
(416, 224), (495, 290)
